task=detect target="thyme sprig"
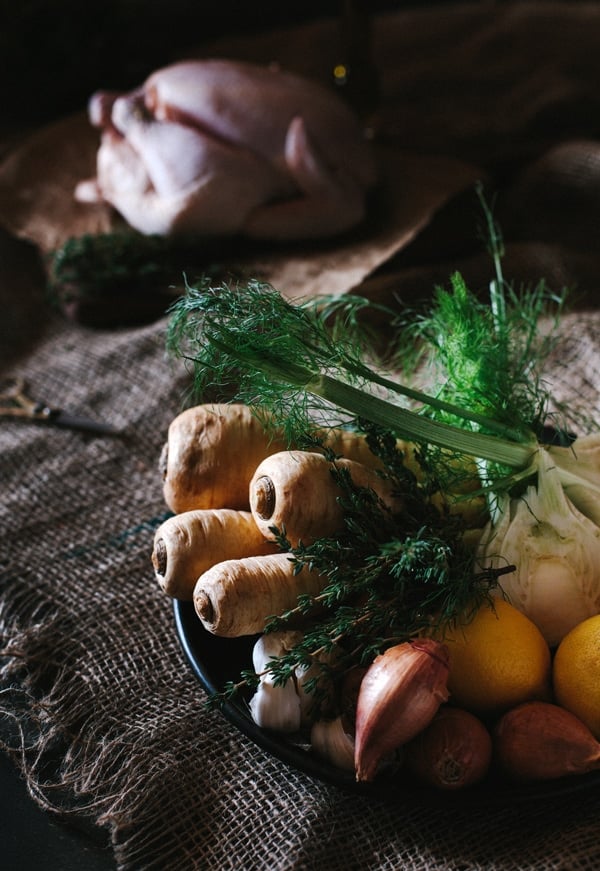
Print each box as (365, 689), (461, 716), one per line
(212, 452), (512, 713)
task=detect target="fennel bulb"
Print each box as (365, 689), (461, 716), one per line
(479, 448), (600, 647)
(549, 434), (600, 528)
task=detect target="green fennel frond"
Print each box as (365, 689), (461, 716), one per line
(389, 188), (573, 444)
(408, 270), (567, 436)
(167, 278), (537, 479)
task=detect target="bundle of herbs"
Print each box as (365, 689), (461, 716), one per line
(165, 194), (600, 783)
(46, 231), (226, 327)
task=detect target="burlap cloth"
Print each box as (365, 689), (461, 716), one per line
(2, 3), (600, 869)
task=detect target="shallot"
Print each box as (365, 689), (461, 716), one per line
(405, 706), (492, 790)
(354, 639), (450, 782)
(494, 700), (600, 781)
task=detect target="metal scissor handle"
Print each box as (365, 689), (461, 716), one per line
(0, 376), (124, 437)
(0, 377), (54, 421)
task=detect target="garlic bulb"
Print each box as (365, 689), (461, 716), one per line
(311, 716), (356, 772)
(249, 679), (302, 732)
(248, 630), (336, 731)
(249, 631), (304, 733)
(354, 639), (450, 782)
(479, 447), (600, 646)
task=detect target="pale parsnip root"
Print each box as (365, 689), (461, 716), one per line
(249, 450), (404, 546)
(152, 508), (277, 600)
(160, 403), (288, 513)
(159, 402), (410, 514)
(193, 552), (327, 637)
(322, 430), (421, 477)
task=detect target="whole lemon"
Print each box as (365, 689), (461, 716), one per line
(442, 597), (552, 715)
(553, 613), (600, 739)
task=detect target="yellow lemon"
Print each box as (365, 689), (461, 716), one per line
(553, 613), (600, 739)
(441, 597), (552, 715)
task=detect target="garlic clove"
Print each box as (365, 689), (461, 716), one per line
(251, 630), (304, 677)
(494, 700), (600, 781)
(311, 716), (356, 772)
(249, 630), (304, 733)
(249, 678), (302, 733)
(354, 638), (450, 782)
(405, 706), (492, 790)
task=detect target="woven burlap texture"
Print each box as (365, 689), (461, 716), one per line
(2, 306), (600, 871)
(2, 3), (600, 869)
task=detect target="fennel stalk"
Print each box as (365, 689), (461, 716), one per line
(167, 278), (538, 481)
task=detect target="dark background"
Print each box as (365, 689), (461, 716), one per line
(0, 749), (116, 869)
(3, 1), (407, 124)
(1, 1), (498, 127)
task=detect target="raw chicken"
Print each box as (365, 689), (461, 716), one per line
(75, 59), (378, 240)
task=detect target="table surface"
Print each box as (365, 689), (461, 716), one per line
(1, 752), (115, 871)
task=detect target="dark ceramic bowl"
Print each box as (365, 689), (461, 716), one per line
(174, 599), (600, 805)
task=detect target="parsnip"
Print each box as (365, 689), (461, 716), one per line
(193, 552), (326, 636)
(324, 430), (421, 478)
(160, 403), (288, 513)
(249, 450), (404, 546)
(152, 509), (277, 600)
(159, 402), (405, 514)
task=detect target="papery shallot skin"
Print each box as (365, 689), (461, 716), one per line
(354, 639), (450, 782)
(75, 59), (378, 240)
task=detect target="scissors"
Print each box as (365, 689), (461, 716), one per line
(0, 377), (124, 437)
